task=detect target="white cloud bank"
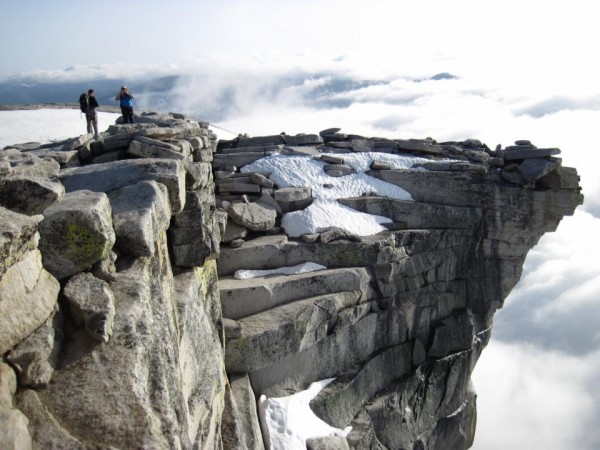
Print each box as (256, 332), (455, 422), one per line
(472, 340), (600, 450)
(1, 40), (599, 445)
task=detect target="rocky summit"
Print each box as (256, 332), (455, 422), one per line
(0, 111), (583, 450)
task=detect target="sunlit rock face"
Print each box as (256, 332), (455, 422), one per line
(0, 110), (582, 450)
(215, 132), (583, 449)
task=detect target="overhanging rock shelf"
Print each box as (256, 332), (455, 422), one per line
(0, 114), (583, 450)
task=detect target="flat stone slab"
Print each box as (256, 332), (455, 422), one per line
(396, 139), (446, 155)
(219, 267), (371, 320)
(225, 290), (363, 372)
(58, 158), (186, 214)
(236, 135), (285, 148)
(504, 147), (560, 160)
(518, 158), (559, 182)
(0, 175), (64, 216)
(338, 197), (482, 230)
(127, 138), (187, 161)
(0, 149), (60, 178)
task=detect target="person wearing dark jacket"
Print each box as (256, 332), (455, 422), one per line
(85, 89), (100, 138)
(115, 86), (135, 124)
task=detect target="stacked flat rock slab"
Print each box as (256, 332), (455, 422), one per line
(0, 116), (583, 450)
(213, 130), (582, 449)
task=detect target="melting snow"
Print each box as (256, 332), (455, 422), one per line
(233, 262), (326, 280)
(258, 378), (352, 450)
(242, 153), (418, 200)
(281, 198), (392, 237)
(242, 152), (442, 237)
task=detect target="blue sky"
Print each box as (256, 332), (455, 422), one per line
(2, 1), (600, 448)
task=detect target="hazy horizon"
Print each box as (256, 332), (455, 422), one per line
(1, 1), (599, 448)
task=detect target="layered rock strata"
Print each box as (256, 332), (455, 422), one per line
(0, 116), (583, 450)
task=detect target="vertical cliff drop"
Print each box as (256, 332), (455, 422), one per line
(0, 113), (582, 449)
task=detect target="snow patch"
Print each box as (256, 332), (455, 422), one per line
(258, 378), (352, 450)
(0, 109), (120, 148)
(242, 153), (417, 200)
(234, 262), (327, 280)
(281, 198), (392, 237)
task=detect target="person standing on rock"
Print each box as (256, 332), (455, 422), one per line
(115, 86), (135, 124)
(80, 89), (99, 139)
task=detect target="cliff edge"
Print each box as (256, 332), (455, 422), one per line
(0, 113), (583, 449)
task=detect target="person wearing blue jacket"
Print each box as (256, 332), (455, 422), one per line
(115, 86), (135, 124)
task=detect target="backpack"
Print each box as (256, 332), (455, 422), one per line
(79, 93), (89, 113)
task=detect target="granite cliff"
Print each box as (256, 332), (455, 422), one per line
(0, 111), (583, 449)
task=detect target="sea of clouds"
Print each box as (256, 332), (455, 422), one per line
(1, 49), (599, 449)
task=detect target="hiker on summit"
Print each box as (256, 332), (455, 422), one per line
(115, 86), (135, 124)
(79, 89), (99, 139)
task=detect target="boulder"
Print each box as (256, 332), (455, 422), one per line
(518, 158), (559, 183)
(319, 128), (342, 137)
(223, 318), (244, 339)
(0, 407), (32, 450)
(0, 362), (17, 408)
(228, 202), (277, 232)
(256, 192), (282, 214)
(59, 159), (186, 214)
(0, 207), (42, 277)
(274, 187), (313, 213)
(250, 173), (275, 188)
(29, 148), (79, 167)
(370, 160), (392, 170)
(0, 364), (31, 450)
(64, 272), (115, 342)
(127, 137), (187, 160)
(319, 227), (360, 243)
(464, 150), (490, 163)
(324, 164), (354, 176)
(38, 190), (116, 280)
(60, 134), (93, 151)
(175, 140), (194, 158)
(184, 161), (212, 190)
(222, 221), (248, 243)
(0, 249), (60, 354)
(0, 175), (64, 215)
(0, 149), (60, 178)
(320, 154), (345, 164)
(91, 250), (117, 282)
(108, 181), (171, 257)
(351, 139), (375, 153)
(6, 306), (63, 387)
(229, 375), (266, 450)
(170, 190), (222, 267)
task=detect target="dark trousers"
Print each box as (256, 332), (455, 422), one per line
(86, 110), (98, 137)
(121, 105), (134, 124)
